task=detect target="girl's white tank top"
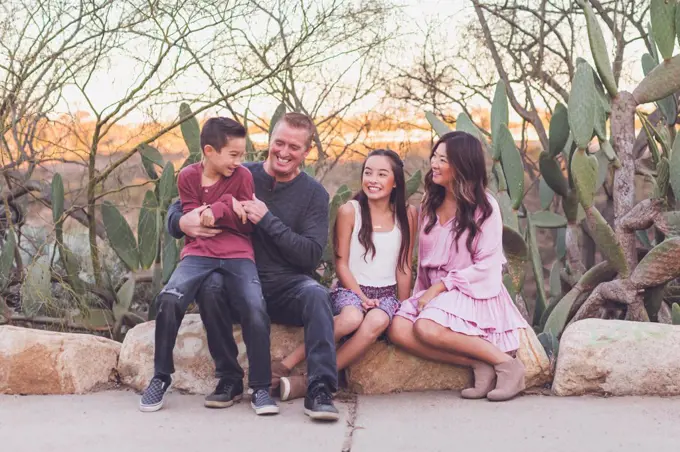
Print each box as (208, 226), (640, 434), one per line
(347, 199), (402, 287)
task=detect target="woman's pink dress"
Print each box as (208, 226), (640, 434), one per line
(395, 193), (528, 352)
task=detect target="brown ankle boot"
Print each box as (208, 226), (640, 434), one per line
(280, 375), (308, 401)
(487, 357), (526, 402)
(460, 361), (496, 399)
(271, 360), (291, 391)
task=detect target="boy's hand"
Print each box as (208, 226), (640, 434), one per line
(180, 205), (219, 238)
(232, 197), (247, 224)
(200, 207), (215, 227)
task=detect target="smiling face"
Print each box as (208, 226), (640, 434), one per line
(430, 142), (454, 189)
(203, 137), (246, 177)
(361, 155), (396, 201)
(267, 121), (311, 182)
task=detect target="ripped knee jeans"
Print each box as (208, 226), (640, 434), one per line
(153, 256), (272, 388)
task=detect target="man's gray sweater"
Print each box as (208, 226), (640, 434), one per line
(167, 161), (330, 284)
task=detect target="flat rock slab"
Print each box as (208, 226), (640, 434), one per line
(118, 314), (305, 394)
(0, 325), (120, 395)
(0, 390), (349, 452)
(553, 319), (680, 396)
(351, 392), (680, 452)
(346, 327), (552, 394)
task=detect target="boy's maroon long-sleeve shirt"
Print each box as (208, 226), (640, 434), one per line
(177, 162), (254, 261)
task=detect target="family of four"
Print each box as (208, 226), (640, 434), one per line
(137, 112), (528, 421)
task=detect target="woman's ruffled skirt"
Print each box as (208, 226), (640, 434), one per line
(395, 285), (528, 353)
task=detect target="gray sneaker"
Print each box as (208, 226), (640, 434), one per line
(250, 389), (279, 415)
(139, 375), (172, 412)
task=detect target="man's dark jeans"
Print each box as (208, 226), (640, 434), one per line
(153, 256), (272, 390)
(197, 272), (338, 392)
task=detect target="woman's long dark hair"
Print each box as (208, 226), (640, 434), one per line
(334, 149), (411, 272)
(422, 131), (492, 254)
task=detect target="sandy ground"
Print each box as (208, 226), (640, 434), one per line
(1, 389), (679, 452)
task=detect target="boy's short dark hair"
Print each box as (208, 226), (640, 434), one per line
(200, 117), (246, 154)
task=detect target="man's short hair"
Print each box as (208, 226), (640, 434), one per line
(274, 112), (315, 149)
(200, 117), (246, 153)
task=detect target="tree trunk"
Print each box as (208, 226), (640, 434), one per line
(610, 92), (637, 276)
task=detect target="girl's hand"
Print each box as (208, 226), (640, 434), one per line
(360, 296), (380, 310)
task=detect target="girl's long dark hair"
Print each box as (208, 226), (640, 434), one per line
(422, 131), (492, 254)
(334, 149), (411, 272)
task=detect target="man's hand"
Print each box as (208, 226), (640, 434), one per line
(200, 207), (215, 227)
(232, 197), (247, 224)
(179, 205), (219, 238)
(242, 194), (269, 225)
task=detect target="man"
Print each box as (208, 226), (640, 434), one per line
(166, 112), (339, 421)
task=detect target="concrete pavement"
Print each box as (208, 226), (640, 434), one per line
(1, 389), (679, 452)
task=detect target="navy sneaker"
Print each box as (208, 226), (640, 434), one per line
(304, 382), (339, 421)
(139, 375), (172, 412)
(250, 389), (279, 415)
(204, 379), (244, 408)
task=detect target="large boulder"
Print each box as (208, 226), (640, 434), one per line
(346, 327), (552, 394)
(117, 314), (305, 394)
(0, 325), (120, 394)
(553, 319), (680, 396)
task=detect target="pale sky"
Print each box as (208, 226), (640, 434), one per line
(55, 0), (652, 129)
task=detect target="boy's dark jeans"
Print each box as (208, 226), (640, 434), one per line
(196, 272), (338, 393)
(153, 256), (271, 390)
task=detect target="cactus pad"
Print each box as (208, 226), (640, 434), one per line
(51, 174), (64, 225)
(269, 103), (287, 138)
(633, 54), (680, 104)
(530, 211), (568, 228)
(650, 0), (677, 61)
(498, 125), (524, 209)
(179, 103), (201, 156)
(527, 218), (547, 324)
(491, 81), (509, 140)
(113, 277), (135, 322)
(0, 231), (16, 291)
(543, 261), (616, 337)
(539, 152), (569, 197)
(571, 148), (599, 209)
(138, 190), (159, 270)
(655, 157), (670, 199)
(671, 136), (680, 200)
(502, 226), (528, 294)
(21, 261), (52, 317)
(498, 191), (518, 231)
(139, 144), (164, 180)
(631, 237), (680, 288)
(406, 170), (422, 199)
(162, 229), (179, 284)
(539, 178), (554, 210)
(569, 62), (596, 149)
(585, 206), (629, 277)
(426, 112), (452, 138)
(579, 0), (618, 96)
(549, 103), (570, 158)
(102, 201), (140, 271)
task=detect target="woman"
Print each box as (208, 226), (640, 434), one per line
(388, 131), (528, 402)
(278, 149), (417, 401)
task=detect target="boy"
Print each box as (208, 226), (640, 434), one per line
(139, 117), (278, 416)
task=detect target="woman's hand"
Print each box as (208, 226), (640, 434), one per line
(416, 281), (446, 313)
